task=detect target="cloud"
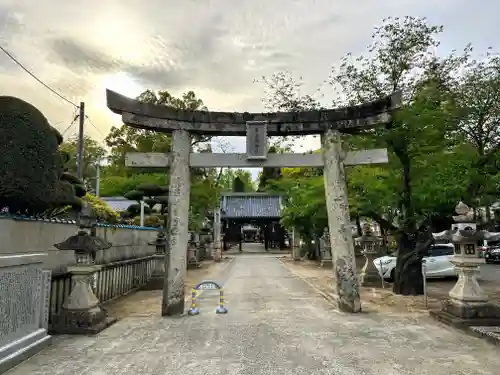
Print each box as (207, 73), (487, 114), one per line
(0, 0), (498, 158)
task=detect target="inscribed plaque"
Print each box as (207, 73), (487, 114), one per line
(246, 121), (268, 160)
(0, 264), (41, 348)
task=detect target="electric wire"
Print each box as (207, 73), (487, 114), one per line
(0, 44), (79, 108)
(0, 43), (107, 139)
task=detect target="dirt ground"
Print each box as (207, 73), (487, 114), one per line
(280, 256), (500, 316)
(104, 257), (233, 319)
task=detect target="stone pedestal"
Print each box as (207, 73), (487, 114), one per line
(431, 258), (500, 326)
(359, 252), (382, 287)
(51, 265), (116, 334)
(322, 129), (361, 313)
(320, 252), (333, 268)
(162, 129), (191, 316)
(187, 244), (200, 269)
(141, 254), (166, 290)
(292, 245), (301, 261)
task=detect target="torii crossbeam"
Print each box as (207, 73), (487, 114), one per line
(106, 89), (401, 316)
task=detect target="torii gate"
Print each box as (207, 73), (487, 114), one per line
(106, 89), (401, 316)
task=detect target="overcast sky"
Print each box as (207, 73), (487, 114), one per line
(0, 0), (497, 167)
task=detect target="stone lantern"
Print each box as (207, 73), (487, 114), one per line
(431, 202), (500, 326)
(357, 223), (382, 286)
(142, 231), (168, 290)
(319, 227), (332, 268)
(51, 203), (116, 334)
(187, 232), (201, 269)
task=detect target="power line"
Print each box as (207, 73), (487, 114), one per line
(85, 115), (106, 140)
(0, 43), (79, 108)
(61, 110), (81, 136)
(0, 43), (108, 143)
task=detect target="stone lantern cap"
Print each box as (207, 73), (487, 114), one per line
(54, 229), (112, 253)
(432, 202), (500, 243)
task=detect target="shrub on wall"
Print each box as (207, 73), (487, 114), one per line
(0, 96), (85, 215)
(83, 194), (119, 223)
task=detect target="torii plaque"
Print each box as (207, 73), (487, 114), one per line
(106, 89), (401, 315)
(246, 121), (268, 160)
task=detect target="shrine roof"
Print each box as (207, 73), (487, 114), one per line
(106, 89), (401, 136)
(221, 193), (282, 219)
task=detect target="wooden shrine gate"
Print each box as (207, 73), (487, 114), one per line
(106, 89), (401, 315)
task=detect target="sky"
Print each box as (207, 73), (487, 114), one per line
(0, 0), (498, 179)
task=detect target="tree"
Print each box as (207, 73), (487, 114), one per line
(329, 17), (471, 295)
(258, 17), (476, 295)
(216, 169), (255, 192)
(59, 135), (107, 190)
(233, 177), (246, 192)
(99, 173), (168, 197)
(105, 89), (210, 176)
(257, 146), (283, 191)
(454, 53), (500, 221)
(122, 184), (168, 226)
(0, 96), (86, 215)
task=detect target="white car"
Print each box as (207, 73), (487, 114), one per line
(373, 243), (456, 281)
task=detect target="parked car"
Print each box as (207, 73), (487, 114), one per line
(373, 243), (456, 281)
(483, 240), (500, 263)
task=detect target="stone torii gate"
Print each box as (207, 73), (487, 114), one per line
(106, 89), (401, 315)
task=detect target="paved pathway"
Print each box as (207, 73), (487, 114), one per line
(6, 254), (500, 375)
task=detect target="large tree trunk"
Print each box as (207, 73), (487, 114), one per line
(355, 215), (362, 237)
(393, 230), (422, 295)
(393, 227), (433, 295)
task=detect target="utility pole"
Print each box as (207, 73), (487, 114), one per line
(76, 102), (85, 179)
(95, 162), (101, 197)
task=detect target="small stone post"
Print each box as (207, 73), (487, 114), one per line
(358, 223), (382, 286)
(162, 129), (191, 316)
(321, 129), (361, 313)
(213, 208), (222, 262)
(320, 227), (333, 268)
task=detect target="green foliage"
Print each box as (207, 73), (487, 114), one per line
(99, 173), (168, 197)
(214, 168), (255, 192)
(258, 146), (283, 191)
(279, 176), (327, 241)
(124, 190), (145, 202)
(83, 193), (119, 223)
(104, 89), (209, 176)
(232, 177), (246, 192)
(258, 16), (500, 294)
(127, 203), (152, 217)
(136, 183), (168, 197)
(59, 135), (107, 190)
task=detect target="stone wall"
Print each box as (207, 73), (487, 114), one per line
(0, 217), (158, 274)
(0, 217), (159, 373)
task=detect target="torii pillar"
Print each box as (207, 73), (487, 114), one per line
(322, 129), (361, 312)
(162, 129), (191, 316)
(106, 88), (401, 315)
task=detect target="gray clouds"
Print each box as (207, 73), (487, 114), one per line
(0, 0), (498, 141)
